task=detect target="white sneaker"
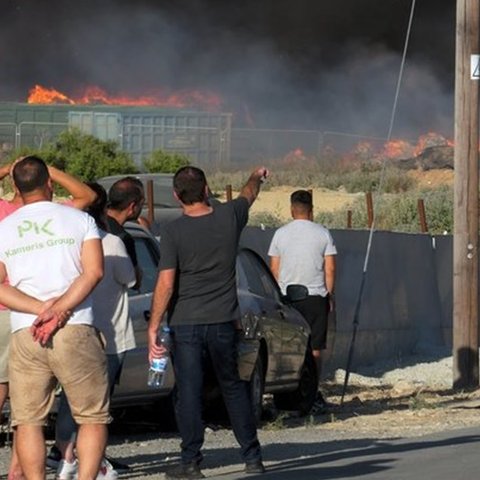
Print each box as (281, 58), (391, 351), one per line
(96, 458), (119, 480)
(56, 459), (78, 480)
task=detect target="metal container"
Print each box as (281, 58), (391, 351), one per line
(0, 102), (232, 167)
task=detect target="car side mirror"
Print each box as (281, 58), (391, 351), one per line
(283, 284), (309, 303)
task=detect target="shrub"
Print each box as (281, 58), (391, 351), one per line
(248, 211), (284, 228)
(314, 186), (453, 234)
(47, 129), (138, 181)
(143, 150), (190, 173)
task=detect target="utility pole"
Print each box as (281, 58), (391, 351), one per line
(453, 0), (480, 389)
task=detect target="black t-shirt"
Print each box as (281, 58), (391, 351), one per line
(106, 215), (138, 267)
(159, 197), (249, 326)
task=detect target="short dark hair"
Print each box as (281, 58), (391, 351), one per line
(12, 156), (50, 193)
(85, 182), (108, 230)
(107, 176), (144, 211)
(290, 190), (312, 211)
(173, 166), (207, 205)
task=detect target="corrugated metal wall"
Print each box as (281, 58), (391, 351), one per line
(0, 103), (232, 167)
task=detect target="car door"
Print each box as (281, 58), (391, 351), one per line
(238, 249), (308, 382)
(237, 250), (288, 382)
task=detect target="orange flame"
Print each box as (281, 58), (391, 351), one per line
(27, 84), (223, 111)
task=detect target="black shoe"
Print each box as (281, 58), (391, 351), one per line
(165, 462), (205, 479)
(245, 460), (266, 474)
(311, 392), (334, 415)
(104, 455), (130, 472)
(46, 444), (62, 470)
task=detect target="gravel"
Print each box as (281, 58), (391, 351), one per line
(1, 350), (479, 479)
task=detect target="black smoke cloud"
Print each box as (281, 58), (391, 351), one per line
(0, 0), (455, 138)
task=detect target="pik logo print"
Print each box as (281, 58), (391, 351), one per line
(17, 219), (54, 238)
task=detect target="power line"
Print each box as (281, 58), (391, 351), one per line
(341, 0), (417, 404)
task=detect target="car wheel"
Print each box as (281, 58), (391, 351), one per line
(273, 349), (318, 415)
(249, 354), (265, 424)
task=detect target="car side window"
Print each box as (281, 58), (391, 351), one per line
(238, 250), (281, 302)
(129, 236), (159, 295)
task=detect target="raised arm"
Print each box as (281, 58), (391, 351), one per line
(239, 167), (269, 207)
(0, 163), (11, 181)
(48, 165), (97, 210)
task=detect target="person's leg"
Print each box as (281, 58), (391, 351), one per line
(207, 322), (262, 465)
(55, 390), (78, 463)
(0, 310), (11, 421)
(293, 296), (328, 392)
(8, 329), (58, 480)
(76, 423), (108, 480)
(7, 434), (24, 480)
(15, 425), (46, 480)
(170, 324), (205, 466)
(0, 382), (8, 421)
(50, 326), (111, 479)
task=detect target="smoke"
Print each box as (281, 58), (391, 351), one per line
(0, 0), (454, 138)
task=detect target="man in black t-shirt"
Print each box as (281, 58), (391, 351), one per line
(149, 166), (268, 480)
(106, 176), (145, 289)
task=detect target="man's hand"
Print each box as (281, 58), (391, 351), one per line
(239, 166), (270, 206)
(30, 300), (71, 345)
(148, 326), (167, 364)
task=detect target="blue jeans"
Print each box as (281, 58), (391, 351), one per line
(56, 352), (125, 442)
(171, 322), (262, 465)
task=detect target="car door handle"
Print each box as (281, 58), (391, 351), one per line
(144, 310), (151, 322)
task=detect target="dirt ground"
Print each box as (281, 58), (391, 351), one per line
(317, 381), (480, 438)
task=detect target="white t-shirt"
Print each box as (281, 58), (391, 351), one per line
(92, 231), (136, 355)
(0, 201), (100, 332)
(268, 219), (337, 296)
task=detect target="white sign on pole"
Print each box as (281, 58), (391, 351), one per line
(472, 55), (480, 79)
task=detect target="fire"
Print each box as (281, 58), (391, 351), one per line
(27, 84), (223, 111)
(28, 85), (74, 105)
(382, 139), (415, 159)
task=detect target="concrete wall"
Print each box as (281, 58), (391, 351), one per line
(240, 227), (452, 375)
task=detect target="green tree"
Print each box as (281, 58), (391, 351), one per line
(143, 150), (190, 173)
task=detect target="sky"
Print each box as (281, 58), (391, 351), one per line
(0, 0), (456, 138)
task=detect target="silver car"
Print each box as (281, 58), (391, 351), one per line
(114, 223), (317, 421)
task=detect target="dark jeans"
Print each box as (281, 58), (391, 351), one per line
(171, 322), (262, 465)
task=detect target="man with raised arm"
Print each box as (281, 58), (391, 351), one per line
(148, 166), (268, 480)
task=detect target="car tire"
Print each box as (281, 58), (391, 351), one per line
(273, 349), (318, 415)
(249, 354), (265, 424)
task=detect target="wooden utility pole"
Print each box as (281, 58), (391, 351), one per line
(453, 0), (480, 389)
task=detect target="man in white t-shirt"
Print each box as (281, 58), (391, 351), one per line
(0, 156), (110, 480)
(268, 189), (337, 412)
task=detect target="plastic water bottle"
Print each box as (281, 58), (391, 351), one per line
(148, 326), (172, 388)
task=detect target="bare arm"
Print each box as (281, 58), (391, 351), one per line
(0, 163), (11, 181)
(0, 261), (44, 314)
(48, 166), (97, 210)
(49, 238), (104, 313)
(325, 254), (336, 295)
(31, 238), (104, 344)
(148, 268), (176, 363)
(269, 256), (281, 282)
(239, 167), (269, 207)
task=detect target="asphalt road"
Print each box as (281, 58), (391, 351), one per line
(1, 424), (479, 479)
(193, 426), (480, 480)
